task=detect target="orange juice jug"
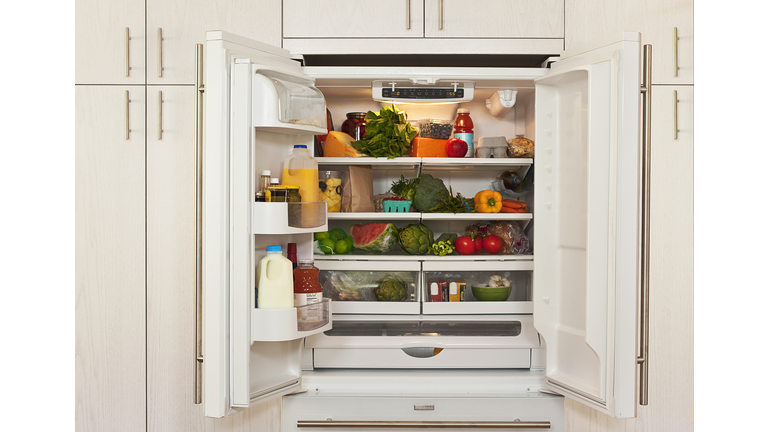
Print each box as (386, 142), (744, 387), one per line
(282, 145), (320, 226)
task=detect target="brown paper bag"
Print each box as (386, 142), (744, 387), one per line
(341, 165), (375, 212)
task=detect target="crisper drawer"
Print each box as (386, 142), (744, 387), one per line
(282, 394), (564, 432)
(313, 348), (531, 369)
(316, 261), (421, 314)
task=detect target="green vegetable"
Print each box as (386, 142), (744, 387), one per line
(436, 233), (459, 244)
(428, 240), (455, 257)
(390, 175), (420, 201)
(373, 275), (408, 301)
(413, 174), (449, 212)
(398, 223), (434, 255)
(351, 105), (419, 159)
(329, 227), (347, 241)
(428, 186), (476, 213)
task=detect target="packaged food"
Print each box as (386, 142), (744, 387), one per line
(506, 137), (535, 158)
(341, 112), (367, 140)
(475, 136), (508, 158)
(416, 119), (454, 139)
(409, 137), (448, 157)
(319, 171), (344, 212)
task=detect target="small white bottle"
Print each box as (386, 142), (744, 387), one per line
(256, 245), (294, 309)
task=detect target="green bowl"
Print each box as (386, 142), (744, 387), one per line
(471, 285), (512, 301)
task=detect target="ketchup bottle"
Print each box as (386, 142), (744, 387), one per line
(453, 108), (474, 158)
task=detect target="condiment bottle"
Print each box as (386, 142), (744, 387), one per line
(286, 243), (298, 274)
(453, 108), (474, 158)
(256, 245), (294, 309)
(259, 170), (271, 195)
(293, 260), (323, 323)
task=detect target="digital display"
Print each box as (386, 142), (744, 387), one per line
(381, 88), (464, 99)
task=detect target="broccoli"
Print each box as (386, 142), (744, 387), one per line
(413, 174), (449, 212)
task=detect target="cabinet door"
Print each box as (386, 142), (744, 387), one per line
(75, 85), (146, 431)
(147, 0), (281, 84)
(424, 0), (563, 38)
(75, 0), (145, 84)
(625, 0), (693, 84)
(146, 86), (206, 432)
(282, 0), (424, 38)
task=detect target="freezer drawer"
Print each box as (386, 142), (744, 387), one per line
(312, 348), (532, 369)
(283, 394), (564, 432)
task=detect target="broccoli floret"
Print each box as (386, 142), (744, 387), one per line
(413, 174), (449, 212)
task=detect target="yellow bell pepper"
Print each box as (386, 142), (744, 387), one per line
(474, 190), (503, 213)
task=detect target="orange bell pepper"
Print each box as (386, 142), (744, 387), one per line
(474, 190), (503, 213)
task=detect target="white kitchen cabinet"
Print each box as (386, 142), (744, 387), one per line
(424, 0), (564, 38)
(282, 0), (424, 38)
(75, 0), (145, 84)
(147, 0), (282, 84)
(566, 0), (693, 84)
(75, 85), (146, 431)
(146, 85), (206, 432)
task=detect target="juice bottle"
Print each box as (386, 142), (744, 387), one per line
(293, 260), (323, 323)
(256, 245), (294, 309)
(282, 145), (320, 226)
(453, 108), (474, 158)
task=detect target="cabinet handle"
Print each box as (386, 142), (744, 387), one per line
(297, 421), (550, 429)
(194, 43), (204, 405)
(158, 90), (163, 140)
(638, 43), (652, 407)
(125, 27), (130, 77)
(406, 0), (410, 30)
(673, 90), (679, 140)
(439, 0), (443, 30)
(125, 90), (130, 139)
(673, 27), (679, 77)
(158, 28), (164, 78)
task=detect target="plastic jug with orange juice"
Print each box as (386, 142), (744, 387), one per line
(256, 245), (294, 309)
(282, 145), (320, 225)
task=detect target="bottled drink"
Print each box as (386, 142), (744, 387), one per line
(453, 108), (474, 158)
(293, 260), (323, 323)
(282, 145), (319, 203)
(286, 243), (298, 273)
(259, 170), (271, 195)
(256, 245), (294, 309)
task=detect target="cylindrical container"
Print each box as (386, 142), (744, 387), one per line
(286, 243), (298, 273)
(255, 192), (266, 202)
(270, 177), (280, 187)
(319, 170), (343, 212)
(341, 112), (367, 141)
(266, 186), (288, 202)
(259, 170), (271, 194)
(453, 108), (475, 158)
(293, 260), (323, 323)
(256, 245), (294, 309)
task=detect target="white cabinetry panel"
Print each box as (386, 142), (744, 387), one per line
(283, 0), (424, 38)
(424, 0), (564, 38)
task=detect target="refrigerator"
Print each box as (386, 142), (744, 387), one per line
(201, 30), (648, 430)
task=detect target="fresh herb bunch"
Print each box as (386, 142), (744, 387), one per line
(429, 187), (476, 213)
(390, 175), (420, 201)
(428, 240), (455, 256)
(351, 105), (419, 159)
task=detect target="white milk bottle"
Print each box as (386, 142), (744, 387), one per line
(256, 245), (294, 309)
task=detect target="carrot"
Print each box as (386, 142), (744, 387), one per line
(500, 207), (525, 213)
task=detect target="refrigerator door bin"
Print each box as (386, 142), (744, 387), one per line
(253, 202), (328, 234)
(251, 71), (327, 134)
(252, 299), (332, 342)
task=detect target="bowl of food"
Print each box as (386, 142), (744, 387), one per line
(471, 274), (513, 301)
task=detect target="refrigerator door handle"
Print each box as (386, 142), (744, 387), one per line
(637, 43), (652, 407)
(194, 42), (204, 405)
(297, 420), (551, 429)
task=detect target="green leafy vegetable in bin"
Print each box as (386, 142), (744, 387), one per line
(390, 175), (420, 201)
(351, 105), (419, 159)
(374, 275), (408, 302)
(428, 186), (476, 213)
(413, 174), (449, 212)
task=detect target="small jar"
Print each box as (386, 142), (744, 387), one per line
(255, 191), (266, 202)
(285, 186), (302, 203)
(266, 186), (288, 202)
(319, 171), (343, 212)
(341, 112), (367, 140)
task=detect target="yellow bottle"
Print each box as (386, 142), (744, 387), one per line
(282, 145), (320, 226)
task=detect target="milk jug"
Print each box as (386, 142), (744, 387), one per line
(256, 245), (294, 309)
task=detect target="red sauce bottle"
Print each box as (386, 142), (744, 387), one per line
(293, 260), (323, 323)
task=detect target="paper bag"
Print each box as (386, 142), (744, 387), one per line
(341, 165), (375, 212)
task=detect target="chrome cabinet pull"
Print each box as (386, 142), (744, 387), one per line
(673, 90), (679, 140)
(439, 0), (444, 30)
(673, 27), (679, 77)
(406, 0), (410, 30)
(638, 44), (652, 407)
(194, 43), (204, 405)
(158, 90), (163, 140)
(158, 28), (164, 77)
(125, 27), (130, 77)
(125, 90), (130, 139)
(297, 420), (550, 429)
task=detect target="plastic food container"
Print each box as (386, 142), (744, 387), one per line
(319, 171), (344, 212)
(475, 136), (508, 158)
(416, 119), (454, 139)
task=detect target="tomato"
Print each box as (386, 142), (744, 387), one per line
(482, 234), (502, 255)
(474, 236), (484, 254)
(454, 236), (475, 255)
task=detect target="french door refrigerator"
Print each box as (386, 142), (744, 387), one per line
(201, 30), (649, 429)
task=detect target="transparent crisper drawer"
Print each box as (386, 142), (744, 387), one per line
(315, 261), (421, 314)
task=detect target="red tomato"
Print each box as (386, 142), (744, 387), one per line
(482, 235), (503, 255)
(454, 236), (475, 255)
(474, 236), (484, 254)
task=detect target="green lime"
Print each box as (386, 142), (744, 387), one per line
(334, 238), (351, 254)
(318, 238), (336, 254)
(314, 231), (330, 241)
(329, 227), (347, 241)
(343, 235), (355, 253)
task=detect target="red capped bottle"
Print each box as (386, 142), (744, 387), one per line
(453, 108), (474, 158)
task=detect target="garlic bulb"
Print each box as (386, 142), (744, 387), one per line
(488, 274), (511, 288)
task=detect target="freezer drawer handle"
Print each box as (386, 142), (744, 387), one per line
(194, 43), (204, 405)
(297, 420), (550, 429)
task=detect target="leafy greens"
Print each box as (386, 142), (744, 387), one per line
(351, 105), (418, 159)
